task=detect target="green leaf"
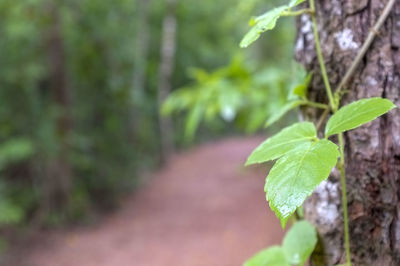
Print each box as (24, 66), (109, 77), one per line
(292, 72), (312, 98)
(265, 139), (339, 227)
(296, 206), (304, 219)
(0, 138), (34, 170)
(288, 0), (306, 7)
(240, 6), (287, 48)
(245, 107), (269, 133)
(243, 246), (290, 266)
(265, 100), (304, 127)
(240, 0), (305, 48)
(282, 221), (317, 265)
(0, 200), (24, 225)
(325, 97), (396, 137)
(184, 104), (204, 141)
(246, 122), (316, 166)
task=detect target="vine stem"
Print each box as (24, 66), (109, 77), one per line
(335, 0), (396, 95)
(308, 0), (351, 264)
(306, 0), (395, 264)
(304, 100), (329, 109)
(308, 0), (336, 112)
(282, 8), (313, 17)
(316, 108), (329, 132)
(338, 133), (351, 266)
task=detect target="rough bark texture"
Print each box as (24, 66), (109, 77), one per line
(295, 1), (400, 265)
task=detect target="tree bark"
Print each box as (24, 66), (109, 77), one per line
(295, 1), (400, 265)
(41, 1), (72, 217)
(130, 0), (151, 146)
(157, 0), (177, 162)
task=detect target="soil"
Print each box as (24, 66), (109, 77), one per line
(3, 137), (284, 266)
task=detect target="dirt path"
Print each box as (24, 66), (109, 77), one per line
(9, 137), (283, 266)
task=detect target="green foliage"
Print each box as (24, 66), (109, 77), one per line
(264, 100), (304, 127)
(244, 246), (289, 266)
(265, 69), (314, 128)
(244, 220), (316, 266)
(241, 0), (398, 264)
(266, 138), (339, 226)
(0, 200), (24, 225)
(291, 72), (312, 98)
(240, 0), (304, 48)
(282, 220), (317, 265)
(162, 58), (251, 141)
(325, 97), (396, 137)
(240, 6), (288, 48)
(289, 0), (306, 6)
(0, 139), (34, 226)
(0, 180), (26, 226)
(162, 57), (299, 141)
(247, 122), (340, 227)
(0, 0), (298, 228)
(246, 122), (316, 165)
(0, 0), (147, 226)
(0, 139), (34, 170)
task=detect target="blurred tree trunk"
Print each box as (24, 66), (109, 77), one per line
(157, 0), (177, 162)
(133, 0), (151, 101)
(41, 2), (72, 218)
(130, 0), (152, 153)
(295, 1), (400, 265)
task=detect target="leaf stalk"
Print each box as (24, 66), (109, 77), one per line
(338, 133), (351, 266)
(281, 8), (314, 17)
(303, 100), (328, 110)
(335, 0), (396, 95)
(308, 0), (336, 112)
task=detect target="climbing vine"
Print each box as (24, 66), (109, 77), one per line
(241, 0), (397, 265)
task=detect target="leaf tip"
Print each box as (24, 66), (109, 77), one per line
(244, 157), (253, 166)
(280, 217), (289, 228)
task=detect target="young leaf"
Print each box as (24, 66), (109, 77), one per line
(325, 97), (396, 137)
(243, 246), (290, 266)
(282, 221), (317, 265)
(292, 72), (312, 98)
(288, 0), (306, 7)
(265, 100), (304, 127)
(240, 0), (306, 48)
(184, 104), (203, 141)
(265, 139), (339, 227)
(240, 6), (287, 48)
(246, 122), (316, 166)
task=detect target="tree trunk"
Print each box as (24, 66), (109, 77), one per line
(295, 1), (400, 265)
(157, 0), (177, 162)
(130, 0), (151, 147)
(133, 0), (151, 102)
(41, 2), (72, 217)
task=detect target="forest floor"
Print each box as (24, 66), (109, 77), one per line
(3, 137), (283, 266)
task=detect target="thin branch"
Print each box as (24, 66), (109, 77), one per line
(335, 0), (396, 95)
(338, 133), (351, 266)
(315, 0), (395, 131)
(316, 108), (330, 131)
(304, 100), (329, 109)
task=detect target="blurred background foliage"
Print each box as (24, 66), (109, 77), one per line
(0, 0), (299, 244)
